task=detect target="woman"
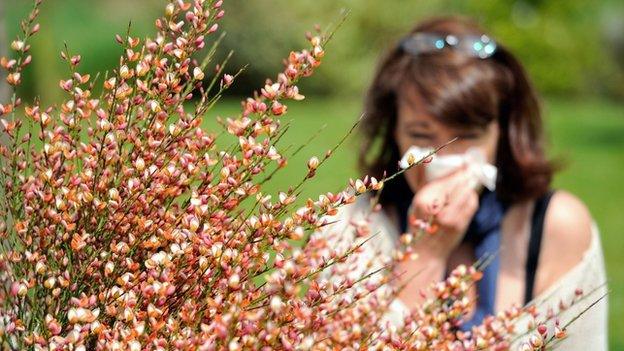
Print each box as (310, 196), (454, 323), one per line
(341, 16), (607, 348)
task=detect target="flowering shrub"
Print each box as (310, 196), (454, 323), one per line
(0, 1), (589, 350)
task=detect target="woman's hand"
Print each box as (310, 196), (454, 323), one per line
(408, 164), (480, 262)
(394, 165), (480, 306)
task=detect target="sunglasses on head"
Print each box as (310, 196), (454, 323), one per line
(400, 33), (497, 59)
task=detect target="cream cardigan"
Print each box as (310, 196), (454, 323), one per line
(320, 194), (608, 350)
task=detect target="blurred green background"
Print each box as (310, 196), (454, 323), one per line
(2, 0), (623, 348)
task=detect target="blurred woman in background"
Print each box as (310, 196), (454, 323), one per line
(353, 16), (607, 349)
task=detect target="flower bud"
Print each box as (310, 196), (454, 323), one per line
(407, 153), (416, 166)
(270, 295), (283, 314)
(11, 40), (25, 51)
(108, 188), (120, 201)
(104, 77), (116, 90)
(307, 156), (319, 171)
(70, 55), (81, 66)
(148, 100), (161, 113)
(129, 341), (141, 351)
(6, 72), (21, 86)
(136, 62), (149, 76)
(134, 157), (145, 171)
(44, 277), (57, 289)
(119, 65), (132, 79)
(354, 179), (366, 194)
(35, 261), (47, 275)
(529, 334), (543, 348)
(222, 74), (233, 86)
(165, 3), (175, 16)
(228, 274), (240, 290)
(11, 282), (27, 297)
(310, 36), (321, 47)
(40, 112), (51, 126)
(228, 339), (240, 351)
(169, 123), (180, 136)
(271, 101), (286, 116)
(193, 67), (204, 80)
(189, 217), (200, 232)
(208, 23), (219, 34)
(370, 177), (384, 190)
(290, 226), (304, 240)
(104, 261), (115, 276)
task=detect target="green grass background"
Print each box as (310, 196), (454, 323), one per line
(208, 97), (624, 349)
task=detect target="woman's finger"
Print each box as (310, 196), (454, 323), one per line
(436, 182), (478, 225)
(431, 168), (474, 212)
(412, 164), (476, 218)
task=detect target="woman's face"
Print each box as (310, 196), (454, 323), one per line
(395, 88), (499, 193)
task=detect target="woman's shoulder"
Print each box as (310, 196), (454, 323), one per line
(543, 190), (593, 245)
(519, 191), (608, 350)
(536, 190), (595, 294)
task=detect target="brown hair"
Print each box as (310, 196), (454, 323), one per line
(360, 16), (556, 207)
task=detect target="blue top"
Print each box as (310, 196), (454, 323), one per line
(458, 189), (509, 329)
(398, 188), (509, 330)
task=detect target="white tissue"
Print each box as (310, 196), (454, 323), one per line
(399, 145), (498, 191)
